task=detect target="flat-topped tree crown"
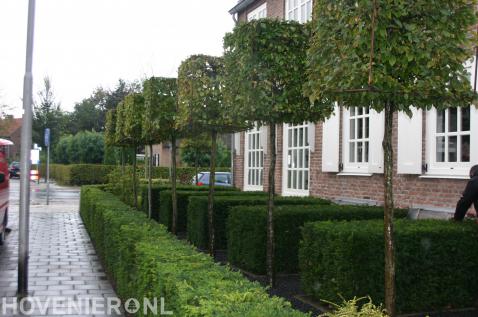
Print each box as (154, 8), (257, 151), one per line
(223, 19), (323, 125)
(142, 77), (178, 144)
(123, 93), (145, 145)
(305, 0), (478, 114)
(177, 55), (238, 133)
(104, 109), (117, 147)
(114, 101), (128, 147)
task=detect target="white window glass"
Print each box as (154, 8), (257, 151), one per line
(284, 123), (310, 196)
(286, 0), (313, 23)
(435, 107), (470, 164)
(247, 3), (267, 21)
(347, 107), (370, 165)
(426, 106), (477, 177)
(244, 126), (264, 190)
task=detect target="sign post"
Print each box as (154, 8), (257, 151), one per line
(45, 128), (50, 205)
(18, 0), (36, 298)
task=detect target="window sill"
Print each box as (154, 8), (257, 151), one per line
(419, 174), (469, 180)
(337, 172), (374, 177)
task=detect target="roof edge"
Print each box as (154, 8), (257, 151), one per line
(229, 0), (256, 15)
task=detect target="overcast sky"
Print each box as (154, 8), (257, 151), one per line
(0, 0), (237, 117)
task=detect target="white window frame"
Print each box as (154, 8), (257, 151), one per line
(247, 3), (267, 21)
(282, 123), (311, 197)
(285, 0), (313, 23)
(342, 107), (371, 174)
(425, 107), (477, 178)
(244, 126), (264, 191)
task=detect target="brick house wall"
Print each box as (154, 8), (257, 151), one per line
(231, 0), (472, 211)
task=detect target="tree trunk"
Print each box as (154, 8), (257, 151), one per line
(207, 130), (218, 256)
(267, 124), (276, 287)
(148, 144), (153, 219)
(383, 102), (396, 317)
(121, 147), (125, 174)
(195, 149), (199, 186)
(132, 145), (138, 209)
(171, 135), (178, 234)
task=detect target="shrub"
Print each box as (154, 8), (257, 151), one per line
(80, 186), (309, 317)
(187, 195), (331, 250)
(159, 190), (266, 232)
(138, 184), (237, 220)
(320, 297), (387, 317)
(227, 205), (409, 274)
(41, 164), (115, 186)
(299, 219), (478, 313)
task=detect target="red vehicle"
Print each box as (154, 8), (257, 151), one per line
(0, 138), (12, 245)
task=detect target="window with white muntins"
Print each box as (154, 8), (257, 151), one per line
(244, 126), (264, 190)
(247, 3), (267, 21)
(346, 107), (370, 167)
(283, 123), (311, 196)
(425, 106), (477, 177)
(286, 0), (313, 23)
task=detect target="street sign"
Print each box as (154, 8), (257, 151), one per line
(30, 149), (40, 164)
(44, 128), (50, 147)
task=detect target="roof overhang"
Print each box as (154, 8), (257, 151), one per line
(229, 0), (255, 15)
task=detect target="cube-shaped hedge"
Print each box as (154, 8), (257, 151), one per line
(227, 205), (409, 274)
(139, 184), (237, 220)
(299, 219), (478, 313)
(80, 186), (308, 316)
(159, 190), (266, 232)
(187, 195), (331, 250)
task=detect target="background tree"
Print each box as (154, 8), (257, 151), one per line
(33, 77), (66, 147)
(54, 132), (104, 164)
(178, 55), (238, 255)
(224, 20), (323, 286)
(304, 1), (477, 315)
(122, 93), (145, 209)
(142, 77), (180, 221)
(180, 136), (231, 172)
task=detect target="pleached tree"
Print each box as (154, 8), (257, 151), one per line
(178, 55), (239, 255)
(223, 20), (324, 286)
(122, 93), (145, 209)
(304, 1), (477, 315)
(142, 77), (181, 225)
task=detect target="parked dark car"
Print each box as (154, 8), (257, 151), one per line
(9, 161), (20, 178)
(193, 172), (232, 187)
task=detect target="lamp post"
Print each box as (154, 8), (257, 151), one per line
(18, 0), (36, 297)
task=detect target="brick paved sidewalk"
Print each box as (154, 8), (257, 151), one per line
(0, 180), (123, 316)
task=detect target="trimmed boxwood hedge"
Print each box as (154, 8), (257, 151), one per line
(41, 164), (116, 186)
(80, 186), (308, 317)
(159, 190), (266, 232)
(139, 184), (238, 220)
(299, 219), (478, 313)
(227, 205), (409, 274)
(187, 195), (331, 250)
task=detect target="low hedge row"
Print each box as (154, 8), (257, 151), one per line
(159, 190), (266, 232)
(80, 186), (308, 317)
(187, 195), (332, 250)
(227, 205), (409, 274)
(139, 184), (237, 220)
(299, 219), (478, 313)
(43, 164), (116, 186)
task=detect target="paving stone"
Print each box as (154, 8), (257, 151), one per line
(0, 181), (124, 316)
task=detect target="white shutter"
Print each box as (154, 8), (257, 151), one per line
(321, 105), (340, 172)
(471, 105), (478, 164)
(234, 133), (241, 155)
(368, 109), (384, 174)
(260, 125), (268, 155)
(397, 108), (423, 174)
(308, 122), (316, 152)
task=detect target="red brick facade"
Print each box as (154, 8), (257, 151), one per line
(231, 0), (471, 212)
